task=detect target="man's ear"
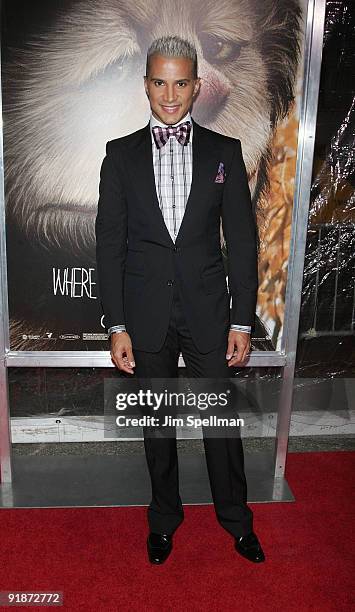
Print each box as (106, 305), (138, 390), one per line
(143, 76), (149, 97)
(193, 77), (201, 98)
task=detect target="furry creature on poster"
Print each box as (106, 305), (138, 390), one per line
(3, 0), (303, 349)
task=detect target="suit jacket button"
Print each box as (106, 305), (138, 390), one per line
(167, 280), (174, 286)
(173, 247), (179, 252)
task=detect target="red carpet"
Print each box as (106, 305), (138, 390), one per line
(0, 451), (354, 611)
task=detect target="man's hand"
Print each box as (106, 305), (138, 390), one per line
(226, 330), (251, 367)
(110, 332), (135, 374)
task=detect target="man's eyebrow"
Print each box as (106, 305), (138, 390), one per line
(149, 77), (192, 82)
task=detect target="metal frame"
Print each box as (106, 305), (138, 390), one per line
(274, 0), (326, 477)
(0, 0), (326, 486)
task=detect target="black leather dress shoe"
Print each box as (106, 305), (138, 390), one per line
(235, 532), (265, 563)
(147, 532), (173, 564)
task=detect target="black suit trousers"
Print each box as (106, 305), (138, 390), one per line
(131, 281), (254, 538)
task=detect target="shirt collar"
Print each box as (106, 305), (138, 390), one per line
(149, 111), (193, 143)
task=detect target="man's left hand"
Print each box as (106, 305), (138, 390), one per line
(226, 330), (251, 367)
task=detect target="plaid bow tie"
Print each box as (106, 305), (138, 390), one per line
(152, 120), (191, 149)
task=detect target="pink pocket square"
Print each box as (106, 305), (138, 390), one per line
(214, 161), (226, 183)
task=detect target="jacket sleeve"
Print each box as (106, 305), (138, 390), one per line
(221, 139), (258, 329)
(95, 141), (128, 331)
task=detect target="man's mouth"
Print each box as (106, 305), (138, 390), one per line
(161, 105), (181, 113)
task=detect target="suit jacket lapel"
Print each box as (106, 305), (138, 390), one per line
(175, 118), (207, 246)
(135, 121), (175, 247)
(175, 118), (223, 246)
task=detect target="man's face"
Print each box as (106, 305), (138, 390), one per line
(144, 54), (201, 125)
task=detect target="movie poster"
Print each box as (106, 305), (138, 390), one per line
(1, 0), (308, 351)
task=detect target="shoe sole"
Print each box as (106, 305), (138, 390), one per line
(235, 546), (265, 563)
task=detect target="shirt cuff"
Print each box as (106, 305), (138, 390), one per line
(107, 324), (126, 336)
(230, 324), (251, 333)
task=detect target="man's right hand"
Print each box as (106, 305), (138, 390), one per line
(110, 332), (135, 374)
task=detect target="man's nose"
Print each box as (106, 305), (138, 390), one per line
(164, 85), (177, 102)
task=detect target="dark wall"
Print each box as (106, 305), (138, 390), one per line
(296, 0), (355, 377)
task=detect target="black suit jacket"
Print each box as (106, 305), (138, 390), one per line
(95, 117), (258, 353)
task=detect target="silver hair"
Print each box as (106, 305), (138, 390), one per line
(146, 35), (198, 78)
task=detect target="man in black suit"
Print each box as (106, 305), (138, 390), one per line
(95, 35), (265, 564)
